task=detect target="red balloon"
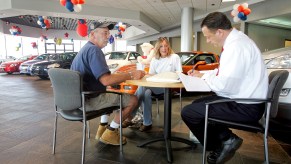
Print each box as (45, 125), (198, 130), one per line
(71, 0), (78, 5)
(237, 5), (244, 12)
(60, 0), (66, 6)
(77, 24), (88, 37)
(243, 8), (251, 15)
(46, 22), (51, 29)
(78, 0), (85, 4)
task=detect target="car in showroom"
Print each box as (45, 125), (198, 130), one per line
(263, 47), (291, 128)
(0, 56), (16, 65)
(30, 52), (78, 79)
(105, 51), (141, 72)
(19, 53), (51, 75)
(0, 55), (38, 74)
(107, 51), (219, 94)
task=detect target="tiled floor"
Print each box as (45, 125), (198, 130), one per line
(0, 73), (290, 164)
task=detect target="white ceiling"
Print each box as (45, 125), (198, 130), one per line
(0, 0), (290, 42)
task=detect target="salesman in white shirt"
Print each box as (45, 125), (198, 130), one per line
(181, 12), (268, 164)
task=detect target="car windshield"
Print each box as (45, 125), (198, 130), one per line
(17, 56), (30, 61)
(48, 54), (59, 61)
(177, 52), (196, 63)
(35, 54), (50, 60)
(266, 53), (291, 69)
(105, 52), (127, 60)
(182, 53), (215, 65)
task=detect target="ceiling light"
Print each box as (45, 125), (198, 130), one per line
(222, 0), (236, 2)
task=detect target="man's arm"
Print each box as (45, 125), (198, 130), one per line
(99, 70), (145, 86)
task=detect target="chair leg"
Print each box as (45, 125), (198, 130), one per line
(52, 110), (58, 154)
(202, 105), (209, 164)
(82, 120), (87, 164)
(179, 88), (182, 111)
(87, 121), (90, 139)
(119, 95), (123, 152)
(263, 131), (269, 163)
(156, 98), (159, 116)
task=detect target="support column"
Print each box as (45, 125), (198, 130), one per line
(181, 7), (193, 51)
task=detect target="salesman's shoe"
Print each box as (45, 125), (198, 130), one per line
(207, 134), (243, 164)
(139, 124), (152, 132)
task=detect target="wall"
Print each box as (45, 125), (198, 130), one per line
(170, 37), (181, 53)
(247, 23), (291, 52)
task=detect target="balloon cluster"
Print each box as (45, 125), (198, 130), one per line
(76, 19), (87, 37)
(16, 43), (21, 51)
(31, 42), (37, 49)
(54, 37), (62, 45)
(231, 3), (251, 23)
(9, 26), (22, 36)
(40, 35), (48, 42)
(114, 22), (126, 39)
(37, 16), (52, 29)
(60, 0), (84, 12)
(109, 35), (114, 44)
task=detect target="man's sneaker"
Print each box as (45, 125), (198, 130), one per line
(95, 124), (107, 140)
(99, 128), (127, 145)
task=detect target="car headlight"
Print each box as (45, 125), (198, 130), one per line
(47, 63), (60, 68)
(108, 64), (119, 69)
(124, 86), (133, 90)
(266, 54), (291, 69)
(9, 64), (17, 67)
(280, 88), (290, 97)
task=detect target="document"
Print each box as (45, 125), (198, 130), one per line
(177, 72), (211, 92)
(146, 72), (181, 83)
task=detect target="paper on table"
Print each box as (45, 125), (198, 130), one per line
(177, 72), (211, 92)
(146, 72), (181, 83)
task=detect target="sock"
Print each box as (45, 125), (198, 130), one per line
(109, 121), (120, 129)
(100, 115), (109, 123)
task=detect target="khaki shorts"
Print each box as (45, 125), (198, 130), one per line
(85, 93), (132, 111)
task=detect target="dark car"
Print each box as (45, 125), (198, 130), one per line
(30, 52), (77, 79)
(19, 53), (51, 75)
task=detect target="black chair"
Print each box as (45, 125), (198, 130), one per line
(48, 68), (123, 164)
(202, 70), (289, 164)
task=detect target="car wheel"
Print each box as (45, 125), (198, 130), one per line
(38, 75), (48, 80)
(7, 72), (12, 75)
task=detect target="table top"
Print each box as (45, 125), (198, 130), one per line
(126, 75), (184, 88)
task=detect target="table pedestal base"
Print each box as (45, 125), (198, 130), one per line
(137, 136), (197, 162)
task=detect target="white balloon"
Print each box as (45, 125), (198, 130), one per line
(231, 10), (239, 17)
(242, 3), (248, 8)
(74, 4), (82, 12)
(233, 16), (240, 23)
(37, 20), (42, 25)
(233, 4), (239, 10)
(42, 16), (47, 19)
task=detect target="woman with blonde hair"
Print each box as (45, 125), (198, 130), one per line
(123, 37), (182, 132)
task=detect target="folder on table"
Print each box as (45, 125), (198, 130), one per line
(177, 72), (211, 92)
(146, 72), (181, 83)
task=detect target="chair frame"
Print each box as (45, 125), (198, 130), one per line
(202, 70), (289, 164)
(49, 68), (123, 164)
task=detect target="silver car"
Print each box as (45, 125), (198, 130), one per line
(263, 47), (291, 121)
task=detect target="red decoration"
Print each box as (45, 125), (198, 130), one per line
(60, 0), (66, 6)
(76, 19), (87, 37)
(64, 32), (69, 38)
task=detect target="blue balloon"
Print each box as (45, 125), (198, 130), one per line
(65, 1), (74, 12)
(241, 15), (247, 21)
(238, 12), (245, 19)
(109, 35), (114, 44)
(79, 19), (85, 24)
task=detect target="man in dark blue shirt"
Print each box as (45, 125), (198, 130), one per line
(71, 22), (145, 145)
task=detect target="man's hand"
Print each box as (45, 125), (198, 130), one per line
(131, 70), (146, 80)
(187, 70), (203, 78)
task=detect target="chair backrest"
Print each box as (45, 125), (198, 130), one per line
(267, 70), (289, 118)
(48, 68), (82, 110)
